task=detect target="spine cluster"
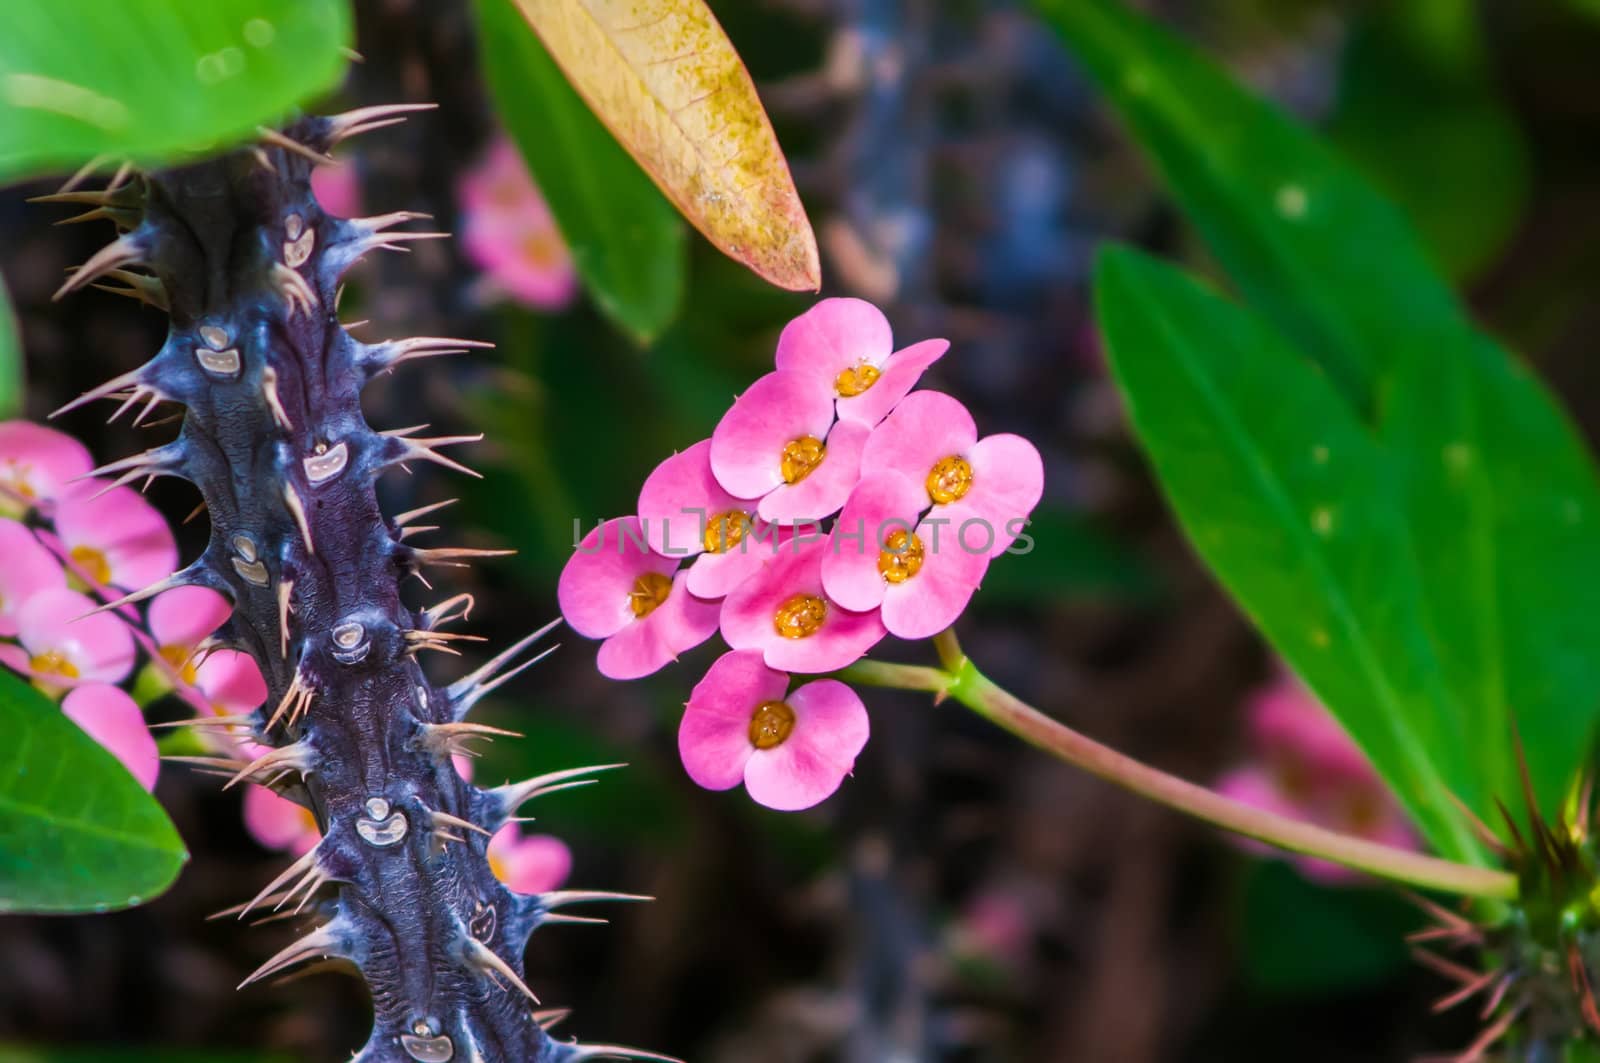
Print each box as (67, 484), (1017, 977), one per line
(44, 111), (658, 1063)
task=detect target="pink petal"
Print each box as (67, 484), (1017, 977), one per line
(836, 338), (949, 427)
(53, 480), (178, 590)
(773, 298), (894, 379)
(683, 521), (793, 599)
(710, 371), (837, 500)
(310, 162), (361, 218)
(949, 433), (1045, 557)
(756, 419), (871, 523)
(637, 439), (757, 559)
(14, 587), (135, 685)
(147, 586), (232, 649)
(860, 391), (978, 492)
(558, 517), (679, 639)
(880, 517), (990, 640)
(595, 572), (720, 680)
(820, 472), (927, 612)
(742, 679), (869, 811)
(243, 785), (320, 855)
(0, 421), (93, 506)
(488, 826), (573, 894)
(719, 539), (886, 673)
(0, 518), (66, 636)
(60, 684), (158, 791)
(193, 648), (269, 714)
(679, 650), (787, 791)
(1249, 676), (1375, 785)
(462, 214), (579, 311)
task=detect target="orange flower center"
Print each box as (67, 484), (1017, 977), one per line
(926, 455), (974, 504)
(70, 544), (112, 585)
(159, 643), (200, 685)
(1, 461), (36, 499)
(773, 593), (827, 639)
(834, 363), (881, 397)
(30, 650), (79, 679)
(877, 528), (925, 584)
(629, 571), (673, 618)
(519, 228), (564, 269)
(748, 700), (796, 749)
(703, 510), (752, 554)
(780, 436), (827, 484)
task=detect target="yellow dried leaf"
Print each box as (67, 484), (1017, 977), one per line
(508, 0), (821, 291)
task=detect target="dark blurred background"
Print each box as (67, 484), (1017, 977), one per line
(3, 0), (1599, 1059)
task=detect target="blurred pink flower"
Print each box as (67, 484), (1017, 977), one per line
(0, 587), (135, 688)
(51, 480), (177, 590)
(148, 586), (232, 677)
(243, 781), (320, 856)
(487, 826), (573, 894)
(1216, 674), (1416, 884)
(311, 162), (361, 219)
(457, 137), (578, 311)
(861, 391), (1043, 558)
(710, 371), (871, 522)
(61, 683), (158, 791)
(192, 649), (269, 716)
(719, 538), (886, 674)
(0, 421), (92, 510)
(774, 298), (948, 427)
(0, 518), (66, 636)
(821, 472), (988, 639)
(558, 516), (720, 680)
(679, 650), (869, 811)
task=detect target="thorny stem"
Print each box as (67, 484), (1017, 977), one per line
(844, 630), (1519, 902)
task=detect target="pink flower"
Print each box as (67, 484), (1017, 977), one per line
(0, 421), (92, 509)
(773, 298), (948, 427)
(61, 684), (158, 791)
(558, 517), (720, 680)
(710, 371), (871, 522)
(243, 783), (320, 856)
(1216, 674), (1416, 884)
(311, 162), (361, 218)
(860, 391), (1043, 558)
(192, 649), (269, 716)
(51, 480), (177, 591)
(0, 587), (135, 688)
(636, 439), (793, 599)
(487, 826), (573, 894)
(719, 538), (886, 673)
(821, 472), (989, 639)
(0, 518), (66, 636)
(148, 586), (231, 675)
(679, 650), (869, 811)
(457, 136), (578, 311)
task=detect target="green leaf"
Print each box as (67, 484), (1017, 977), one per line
(0, 0), (351, 184)
(1329, 1), (1530, 281)
(0, 283), (20, 418)
(474, 0), (686, 343)
(0, 669), (186, 913)
(1036, 0), (1465, 411)
(1093, 247), (1485, 866)
(1237, 862), (1415, 994)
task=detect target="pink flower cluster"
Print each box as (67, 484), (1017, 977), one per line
(559, 300), (1044, 811)
(457, 135), (578, 312)
(1216, 672), (1417, 885)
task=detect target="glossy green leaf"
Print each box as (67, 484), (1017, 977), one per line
(0, 0), (351, 184)
(0, 283), (20, 418)
(1094, 247), (1486, 866)
(1330, 1), (1530, 280)
(1037, 0), (1464, 411)
(475, 0), (686, 343)
(0, 670), (186, 913)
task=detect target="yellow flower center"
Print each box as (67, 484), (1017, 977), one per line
(780, 436), (827, 484)
(703, 510), (752, 554)
(30, 650), (79, 679)
(488, 849), (508, 883)
(159, 643), (200, 685)
(748, 699), (796, 749)
(519, 228), (564, 269)
(70, 544), (112, 585)
(773, 593), (827, 639)
(834, 362), (881, 397)
(1, 461), (36, 499)
(926, 455), (974, 504)
(628, 571), (674, 618)
(877, 528), (925, 584)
